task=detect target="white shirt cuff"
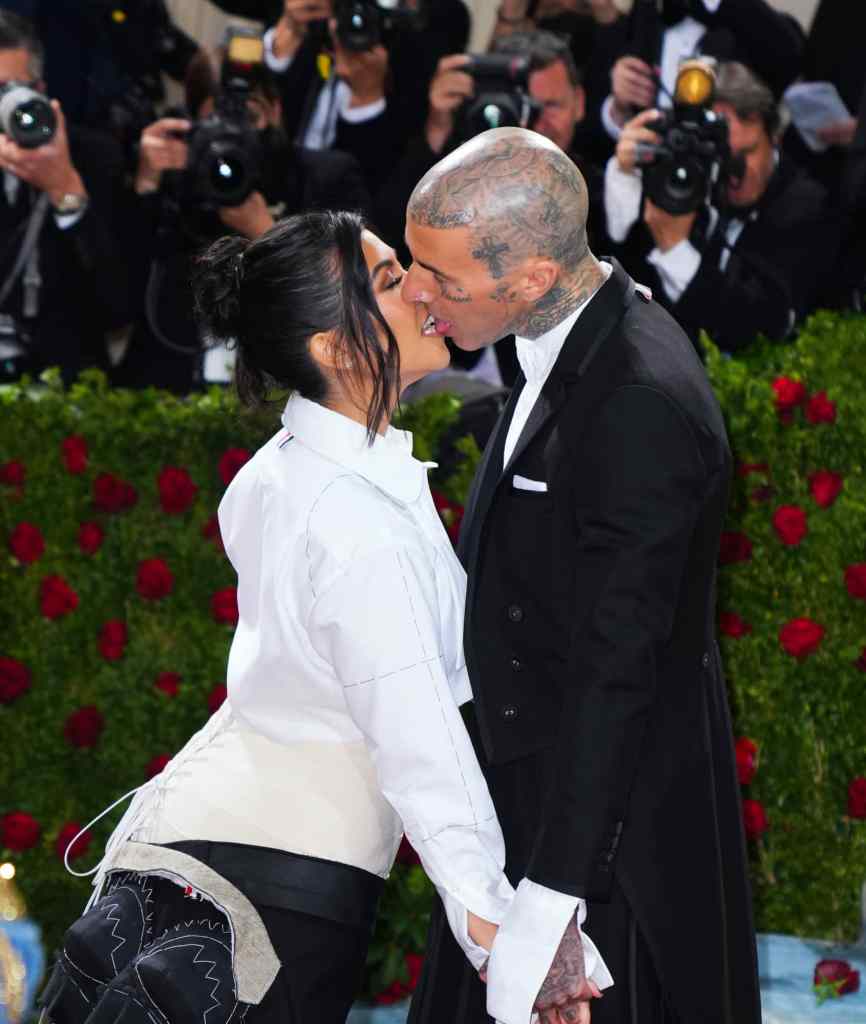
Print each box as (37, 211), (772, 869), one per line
(339, 94), (386, 123)
(263, 27), (293, 73)
(601, 93), (624, 141)
(54, 208), (86, 231)
(486, 879), (614, 1024)
(604, 156), (643, 244)
(647, 238), (702, 302)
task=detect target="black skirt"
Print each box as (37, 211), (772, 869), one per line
(41, 841), (384, 1024)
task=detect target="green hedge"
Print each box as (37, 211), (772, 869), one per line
(1, 312), (865, 1003)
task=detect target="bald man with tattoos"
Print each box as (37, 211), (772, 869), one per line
(402, 128), (761, 1024)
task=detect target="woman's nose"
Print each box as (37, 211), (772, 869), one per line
(401, 265), (434, 305)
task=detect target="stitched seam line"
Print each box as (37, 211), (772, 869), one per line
(343, 653), (444, 689)
(422, 815), (498, 842)
(304, 474), (355, 600)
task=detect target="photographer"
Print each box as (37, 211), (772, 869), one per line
(261, 0), (470, 191)
(605, 61), (840, 354)
(113, 39), (370, 393)
(0, 11), (130, 383)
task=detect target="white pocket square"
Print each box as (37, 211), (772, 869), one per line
(512, 474), (548, 493)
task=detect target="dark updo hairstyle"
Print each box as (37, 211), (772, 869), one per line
(192, 210), (401, 440)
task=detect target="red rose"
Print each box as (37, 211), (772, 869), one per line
(39, 574), (79, 619)
(154, 672), (181, 698)
(814, 960), (860, 1002)
(219, 448), (251, 486)
(735, 737), (759, 785)
(202, 515), (225, 553)
(719, 612), (752, 638)
(1, 811), (40, 852)
(208, 683), (228, 714)
(61, 435), (88, 474)
(9, 521), (45, 564)
(0, 657), (31, 704)
(718, 531), (753, 566)
(56, 822), (92, 862)
(158, 466), (199, 515)
(848, 777), (866, 819)
(742, 798), (768, 840)
(146, 753), (172, 779)
(212, 587), (238, 625)
(64, 706), (105, 748)
(844, 564), (866, 601)
(136, 558), (174, 601)
(98, 620), (128, 661)
(374, 953), (424, 1005)
(779, 618), (825, 658)
(771, 377), (806, 412)
(772, 505), (808, 547)
(0, 460), (25, 486)
(395, 836), (421, 866)
(78, 521), (105, 555)
(93, 472), (138, 513)
(809, 470), (843, 509)
(737, 462), (769, 477)
(805, 391), (837, 425)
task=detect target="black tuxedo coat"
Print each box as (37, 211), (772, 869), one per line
(418, 261), (761, 1024)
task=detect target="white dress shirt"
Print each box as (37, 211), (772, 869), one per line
(600, 0), (722, 140)
(489, 267), (616, 1024)
(263, 28), (385, 148)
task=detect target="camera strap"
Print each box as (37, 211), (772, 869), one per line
(0, 192), (50, 317)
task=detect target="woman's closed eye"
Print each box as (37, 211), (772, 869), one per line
(384, 273), (404, 291)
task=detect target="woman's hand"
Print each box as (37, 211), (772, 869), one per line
(468, 910), (499, 952)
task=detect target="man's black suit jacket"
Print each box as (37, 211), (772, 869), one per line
(457, 260), (760, 1023)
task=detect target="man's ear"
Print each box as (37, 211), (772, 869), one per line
(519, 259), (560, 304)
(309, 330), (344, 371)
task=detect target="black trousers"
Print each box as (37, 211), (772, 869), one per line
(43, 870), (374, 1024)
(409, 880), (677, 1024)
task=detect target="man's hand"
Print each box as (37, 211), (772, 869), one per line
(615, 107), (662, 174)
(0, 100), (86, 207)
(644, 197), (697, 253)
(611, 56), (657, 126)
(817, 117), (858, 148)
(135, 118), (191, 195)
(219, 191), (274, 239)
(426, 54), (473, 154)
(534, 918), (602, 1024)
(272, 0), (331, 59)
(330, 24), (388, 108)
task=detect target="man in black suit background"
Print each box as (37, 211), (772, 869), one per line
(401, 128), (760, 1024)
(0, 11), (130, 383)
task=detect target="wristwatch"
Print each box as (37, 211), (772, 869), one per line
(52, 192), (89, 216)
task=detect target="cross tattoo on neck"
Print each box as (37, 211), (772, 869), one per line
(472, 236), (511, 279)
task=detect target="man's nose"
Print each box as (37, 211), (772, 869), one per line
(401, 265), (434, 305)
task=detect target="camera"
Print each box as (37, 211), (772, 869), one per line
(457, 55), (541, 142)
(0, 83), (56, 149)
(181, 29), (265, 209)
(331, 0), (425, 51)
(640, 60), (744, 216)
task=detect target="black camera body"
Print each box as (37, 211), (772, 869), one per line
(0, 82), (56, 149)
(180, 29), (265, 209)
(640, 61), (743, 216)
(457, 54), (540, 143)
(330, 0), (425, 51)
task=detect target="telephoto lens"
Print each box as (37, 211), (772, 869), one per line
(0, 83), (57, 149)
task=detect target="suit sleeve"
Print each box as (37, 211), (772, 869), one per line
(526, 384), (708, 899)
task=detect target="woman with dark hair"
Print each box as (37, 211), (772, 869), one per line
(40, 210), (516, 1024)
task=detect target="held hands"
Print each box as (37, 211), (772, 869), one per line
(135, 118), (191, 195)
(534, 918), (603, 1024)
(330, 22), (388, 108)
(0, 99), (86, 207)
(611, 56), (658, 127)
(643, 197), (697, 253)
(426, 54), (473, 154)
(218, 191), (274, 240)
(615, 107), (662, 174)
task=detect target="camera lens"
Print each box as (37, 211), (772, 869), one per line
(0, 86), (57, 149)
(666, 162), (697, 200)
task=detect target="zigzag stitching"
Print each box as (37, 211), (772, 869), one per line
(136, 938), (230, 1024)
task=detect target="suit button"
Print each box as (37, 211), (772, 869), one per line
(702, 651), (711, 668)
(507, 604), (524, 623)
(510, 658), (523, 672)
(501, 704), (519, 721)
(606, 851), (616, 863)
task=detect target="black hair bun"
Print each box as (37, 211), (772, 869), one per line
(192, 234), (252, 348)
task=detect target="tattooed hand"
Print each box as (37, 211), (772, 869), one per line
(534, 918), (602, 1024)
